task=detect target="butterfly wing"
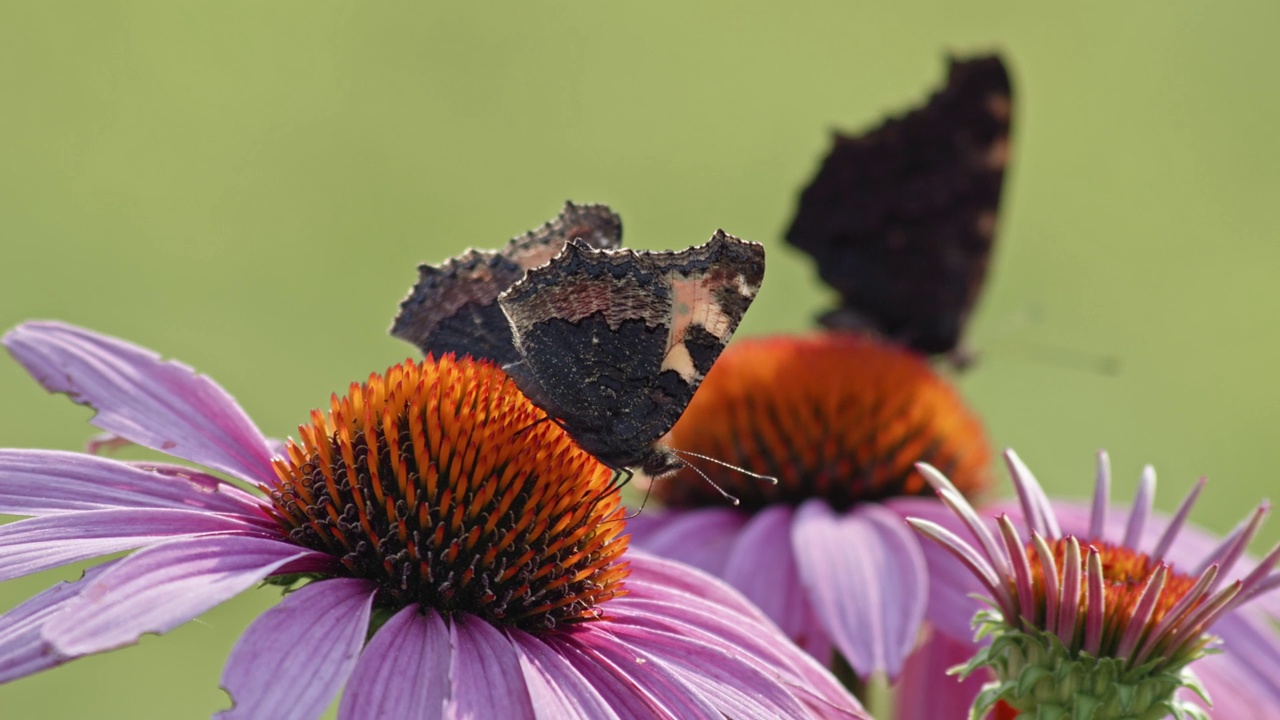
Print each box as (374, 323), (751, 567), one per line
(390, 202), (623, 365)
(499, 231), (764, 470)
(785, 54), (1012, 358)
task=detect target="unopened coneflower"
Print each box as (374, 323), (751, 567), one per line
(628, 331), (992, 681)
(0, 321), (868, 719)
(908, 450), (1280, 719)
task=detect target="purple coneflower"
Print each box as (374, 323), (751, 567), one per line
(0, 321), (867, 719)
(627, 331), (992, 681)
(907, 451), (1280, 719)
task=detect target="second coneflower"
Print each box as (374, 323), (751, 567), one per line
(908, 451), (1280, 719)
(0, 322), (866, 719)
(627, 331), (992, 680)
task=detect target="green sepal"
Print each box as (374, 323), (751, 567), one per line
(960, 619), (1218, 720)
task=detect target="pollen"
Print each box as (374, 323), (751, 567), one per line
(653, 332), (991, 510)
(266, 355), (629, 632)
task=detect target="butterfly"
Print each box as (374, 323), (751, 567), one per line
(785, 53), (1013, 366)
(392, 204), (765, 480)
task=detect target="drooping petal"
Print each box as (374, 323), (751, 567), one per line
(540, 634), (663, 719)
(609, 555), (866, 717)
(1121, 464), (1156, 549)
(219, 577), (376, 720)
(1004, 450), (1059, 539)
(337, 607), (449, 720)
(564, 624), (733, 720)
(890, 497), (988, 641)
(618, 551), (769, 622)
(594, 621), (811, 719)
(916, 463), (1010, 578)
(0, 450), (270, 518)
(3, 322), (276, 485)
(794, 500), (926, 678)
(1150, 477), (1204, 561)
(450, 614), (535, 720)
(43, 534), (321, 656)
(1180, 651), (1280, 720)
(0, 563), (112, 683)
(509, 630), (621, 720)
(624, 507), (747, 576)
(894, 630), (990, 720)
(1088, 450), (1111, 540)
(0, 508), (275, 581)
(721, 505), (832, 661)
(1201, 612), (1280, 707)
(1005, 494), (1280, 623)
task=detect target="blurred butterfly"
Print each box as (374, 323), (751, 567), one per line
(785, 54), (1012, 367)
(392, 204), (765, 480)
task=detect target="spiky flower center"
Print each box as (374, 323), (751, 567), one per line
(653, 333), (990, 510)
(266, 355), (629, 632)
(1029, 539), (1199, 658)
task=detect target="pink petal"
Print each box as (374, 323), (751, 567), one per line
(0, 508), (276, 581)
(540, 634), (663, 718)
(794, 500), (926, 678)
(450, 614), (535, 719)
(43, 534), (320, 656)
(0, 449), (270, 518)
(565, 624), (729, 719)
(721, 505), (832, 661)
(1121, 464), (1156, 549)
(1197, 612), (1280, 709)
(621, 551), (769, 622)
(0, 563), (113, 683)
(605, 623), (810, 718)
(890, 497), (988, 641)
(509, 630), (621, 720)
(3, 322), (276, 485)
(1183, 651), (1280, 719)
(1088, 450), (1111, 540)
(335, 604), (450, 717)
(219, 577), (376, 720)
(337, 607), (450, 720)
(894, 630), (989, 720)
(617, 556), (865, 716)
(623, 507), (747, 576)
(1004, 449), (1059, 538)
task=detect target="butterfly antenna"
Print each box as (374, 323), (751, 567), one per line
(671, 448), (779, 486)
(669, 457), (741, 507)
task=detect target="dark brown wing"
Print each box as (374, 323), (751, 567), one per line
(390, 202), (623, 366)
(785, 54), (1012, 360)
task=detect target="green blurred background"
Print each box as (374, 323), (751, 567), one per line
(2, 2), (1278, 716)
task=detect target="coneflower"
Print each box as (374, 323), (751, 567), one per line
(907, 450), (1280, 719)
(0, 321), (867, 719)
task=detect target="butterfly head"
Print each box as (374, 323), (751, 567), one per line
(638, 448), (686, 481)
